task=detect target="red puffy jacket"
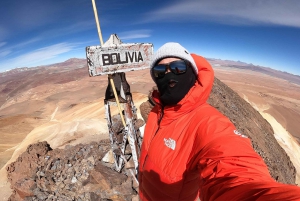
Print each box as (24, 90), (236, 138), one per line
(138, 54), (300, 201)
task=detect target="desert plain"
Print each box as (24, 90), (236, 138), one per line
(0, 58), (300, 200)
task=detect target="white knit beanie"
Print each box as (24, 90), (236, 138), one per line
(150, 42), (198, 80)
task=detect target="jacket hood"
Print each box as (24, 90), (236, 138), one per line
(152, 54), (214, 126)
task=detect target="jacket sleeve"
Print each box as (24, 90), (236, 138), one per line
(196, 111), (300, 201)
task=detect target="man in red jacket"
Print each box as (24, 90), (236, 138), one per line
(138, 42), (300, 201)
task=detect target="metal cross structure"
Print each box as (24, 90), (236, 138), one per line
(86, 34), (153, 177)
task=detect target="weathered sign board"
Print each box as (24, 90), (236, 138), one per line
(86, 34), (151, 175)
(86, 42), (153, 76)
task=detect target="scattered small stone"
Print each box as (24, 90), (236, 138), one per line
(87, 156), (95, 166)
(71, 176), (77, 183)
(50, 165), (57, 171)
(102, 150), (115, 164)
(36, 191), (48, 200)
(132, 195), (140, 201)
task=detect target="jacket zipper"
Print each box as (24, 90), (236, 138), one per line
(156, 106), (164, 133)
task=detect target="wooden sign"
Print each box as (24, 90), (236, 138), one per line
(86, 40), (153, 76)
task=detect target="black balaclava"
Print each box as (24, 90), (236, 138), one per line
(155, 64), (196, 106)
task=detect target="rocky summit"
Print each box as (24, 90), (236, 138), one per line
(6, 77), (297, 201)
(7, 140), (139, 201)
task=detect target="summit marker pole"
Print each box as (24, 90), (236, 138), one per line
(88, 1), (152, 182)
(91, 0), (103, 45)
(91, 0), (126, 128)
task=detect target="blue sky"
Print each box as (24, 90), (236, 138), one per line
(0, 0), (300, 75)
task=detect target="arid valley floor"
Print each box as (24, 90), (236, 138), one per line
(0, 58), (300, 200)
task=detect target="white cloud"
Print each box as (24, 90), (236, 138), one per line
(14, 37), (42, 49)
(0, 20), (92, 60)
(143, 0), (300, 27)
(17, 43), (74, 62)
(118, 30), (151, 40)
(0, 43), (75, 70)
(0, 37), (42, 59)
(0, 50), (11, 57)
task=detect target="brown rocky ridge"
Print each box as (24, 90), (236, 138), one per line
(6, 77), (297, 200)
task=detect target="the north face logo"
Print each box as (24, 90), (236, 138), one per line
(164, 138), (176, 150)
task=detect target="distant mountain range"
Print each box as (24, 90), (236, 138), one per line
(2, 57), (300, 85)
(207, 58), (300, 85)
(1, 58), (85, 76)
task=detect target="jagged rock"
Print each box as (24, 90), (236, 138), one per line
(111, 115), (124, 134)
(95, 164), (127, 186)
(7, 139), (137, 201)
(14, 179), (36, 198)
(112, 177), (133, 196)
(26, 141), (52, 158)
(102, 150), (115, 164)
(7, 142), (52, 201)
(87, 156), (95, 166)
(34, 190), (48, 200)
(125, 158), (135, 169)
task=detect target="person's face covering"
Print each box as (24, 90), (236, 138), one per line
(153, 57), (196, 105)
